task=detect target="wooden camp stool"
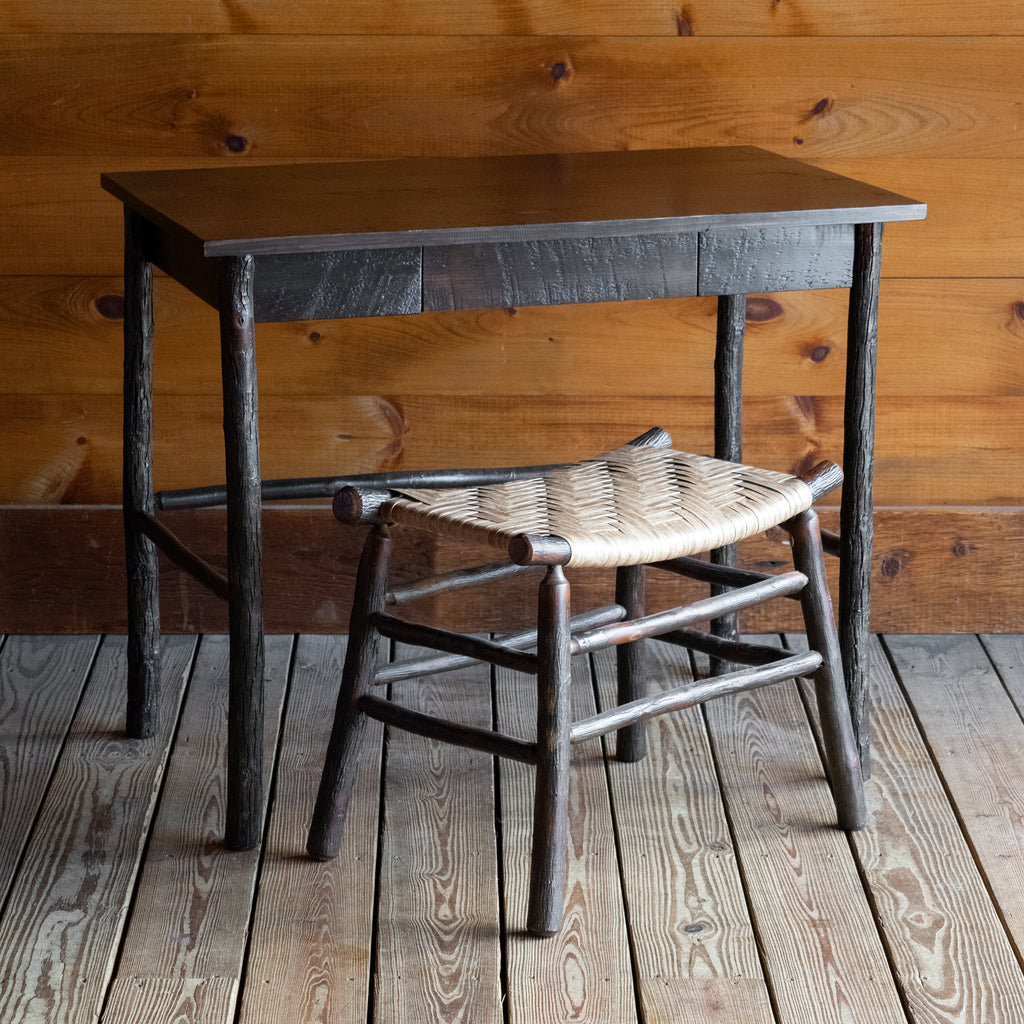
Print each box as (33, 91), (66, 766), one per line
(306, 427), (866, 936)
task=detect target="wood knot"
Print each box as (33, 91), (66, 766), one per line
(880, 552), (907, 579)
(224, 134), (249, 153)
(676, 9), (694, 35)
(807, 343), (831, 363)
(745, 296), (783, 322)
(550, 61), (570, 81)
(94, 294), (125, 320)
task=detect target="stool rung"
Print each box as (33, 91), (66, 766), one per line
(820, 528), (841, 558)
(571, 650), (822, 744)
(657, 629), (797, 667)
(372, 613), (539, 675)
(359, 694), (537, 764)
(571, 572), (808, 656)
(374, 604), (628, 686)
(387, 560), (540, 606)
(651, 556), (800, 599)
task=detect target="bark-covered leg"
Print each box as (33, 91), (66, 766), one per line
(788, 509), (866, 831)
(615, 564), (647, 762)
(307, 525), (392, 860)
(527, 565), (572, 936)
(123, 208), (161, 739)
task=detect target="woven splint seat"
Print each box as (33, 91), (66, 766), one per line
(385, 444), (815, 567)
(308, 429), (866, 936)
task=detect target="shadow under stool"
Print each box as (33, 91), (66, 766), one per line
(307, 427), (867, 936)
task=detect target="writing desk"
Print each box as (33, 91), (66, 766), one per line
(102, 147), (925, 850)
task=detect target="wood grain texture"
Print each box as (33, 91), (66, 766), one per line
(0, 634), (197, 1024)
(424, 233), (698, 310)
(703, 678), (906, 1023)
(6, 0), (1024, 35)
(794, 633), (1024, 1024)
(698, 224), (853, 295)
(104, 978), (238, 1024)
(112, 635), (291, 983)
(496, 653), (636, 1021)
(239, 635), (383, 1024)
(815, 158), (1024, 280)
(2, 504), (1023, 635)
(375, 645), (503, 1024)
(884, 635), (1024, 951)
(6, 276), (1023, 400)
(0, 636), (100, 901)
(2, 37), (1018, 161)
(590, 644), (775, 1024)
(1, 391), (1020, 506)
(981, 634), (1024, 715)
(253, 248), (422, 322)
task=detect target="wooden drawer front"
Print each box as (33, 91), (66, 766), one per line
(423, 233), (698, 311)
(253, 248), (422, 322)
(698, 224), (854, 295)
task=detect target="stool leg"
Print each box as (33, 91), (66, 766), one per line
(615, 564), (647, 762)
(528, 565), (572, 936)
(307, 525), (392, 861)
(787, 510), (867, 831)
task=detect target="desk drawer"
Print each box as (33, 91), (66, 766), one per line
(252, 248), (422, 322)
(424, 233), (698, 311)
(698, 224), (854, 294)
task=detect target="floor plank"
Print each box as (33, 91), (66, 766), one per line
(0, 635), (197, 1024)
(704, 673), (907, 1024)
(795, 633), (1024, 1023)
(375, 646), (503, 1024)
(592, 643), (776, 1024)
(0, 635), (100, 902)
(980, 633), (1024, 720)
(497, 652), (637, 1024)
(238, 634), (382, 1024)
(885, 635), (1024, 961)
(104, 635), (292, 1024)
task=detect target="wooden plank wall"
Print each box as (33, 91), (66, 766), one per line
(1, 3), (1022, 631)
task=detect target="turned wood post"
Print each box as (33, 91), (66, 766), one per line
(220, 254), (266, 851)
(842, 222), (883, 776)
(528, 565), (572, 936)
(615, 564), (647, 762)
(711, 293), (746, 672)
(123, 208), (161, 739)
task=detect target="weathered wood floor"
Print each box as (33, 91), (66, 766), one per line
(2, 632), (1024, 1023)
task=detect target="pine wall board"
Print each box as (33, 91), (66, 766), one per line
(3, 0), (1023, 36)
(0, 4), (1021, 631)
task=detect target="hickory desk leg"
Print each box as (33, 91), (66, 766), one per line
(710, 293), (746, 674)
(841, 222), (884, 777)
(123, 208), (161, 739)
(219, 255), (266, 851)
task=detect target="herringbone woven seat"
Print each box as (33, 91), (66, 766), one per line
(385, 444), (814, 567)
